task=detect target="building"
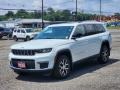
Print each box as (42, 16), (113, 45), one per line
(0, 20), (15, 28)
(17, 19), (50, 28)
(0, 19), (67, 29)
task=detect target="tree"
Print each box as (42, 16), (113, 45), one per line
(114, 13), (120, 20)
(5, 11), (14, 19)
(47, 8), (55, 14)
(33, 10), (41, 19)
(0, 15), (6, 21)
(61, 10), (72, 21)
(44, 8), (55, 21)
(15, 9), (29, 18)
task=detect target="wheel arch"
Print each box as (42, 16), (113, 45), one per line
(54, 49), (73, 69)
(26, 35), (30, 38)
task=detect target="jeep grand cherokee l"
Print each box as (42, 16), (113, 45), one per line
(9, 21), (112, 79)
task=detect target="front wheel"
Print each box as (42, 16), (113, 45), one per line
(98, 45), (110, 64)
(53, 55), (71, 79)
(13, 36), (18, 41)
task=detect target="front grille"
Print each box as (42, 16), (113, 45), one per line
(11, 59), (35, 69)
(12, 49), (35, 56)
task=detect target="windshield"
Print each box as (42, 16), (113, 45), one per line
(26, 29), (33, 33)
(35, 26), (74, 39)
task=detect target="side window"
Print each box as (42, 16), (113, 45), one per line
(72, 25), (85, 38)
(17, 30), (20, 33)
(21, 30), (25, 33)
(95, 24), (106, 33)
(84, 24), (96, 35)
(14, 30), (16, 32)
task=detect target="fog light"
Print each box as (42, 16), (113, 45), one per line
(39, 62), (48, 69)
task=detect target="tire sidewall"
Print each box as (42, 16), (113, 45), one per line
(98, 45), (109, 64)
(26, 36), (30, 41)
(53, 55), (71, 79)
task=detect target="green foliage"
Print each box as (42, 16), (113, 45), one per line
(5, 11), (14, 19)
(107, 26), (120, 30)
(0, 8), (104, 21)
(15, 9), (29, 18)
(0, 15), (6, 21)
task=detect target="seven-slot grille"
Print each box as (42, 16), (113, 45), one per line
(12, 49), (35, 56)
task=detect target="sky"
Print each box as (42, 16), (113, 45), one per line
(0, 0), (119, 15)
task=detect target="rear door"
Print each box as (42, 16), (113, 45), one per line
(20, 29), (26, 38)
(83, 24), (101, 57)
(16, 29), (21, 38)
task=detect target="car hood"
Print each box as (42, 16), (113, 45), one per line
(11, 39), (73, 49)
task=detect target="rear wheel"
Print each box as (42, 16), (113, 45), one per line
(25, 36), (30, 41)
(53, 55), (71, 79)
(98, 45), (110, 64)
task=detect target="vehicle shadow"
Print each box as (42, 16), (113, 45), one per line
(0, 37), (13, 40)
(16, 58), (119, 83)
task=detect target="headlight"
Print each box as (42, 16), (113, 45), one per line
(35, 48), (52, 53)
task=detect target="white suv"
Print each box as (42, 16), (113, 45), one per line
(13, 28), (38, 41)
(9, 21), (112, 79)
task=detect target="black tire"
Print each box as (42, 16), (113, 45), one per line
(25, 36), (30, 41)
(53, 55), (71, 79)
(0, 36), (2, 39)
(98, 45), (110, 64)
(13, 36), (18, 41)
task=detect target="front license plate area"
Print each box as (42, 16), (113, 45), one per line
(18, 61), (26, 69)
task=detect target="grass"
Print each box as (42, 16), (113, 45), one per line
(107, 26), (120, 30)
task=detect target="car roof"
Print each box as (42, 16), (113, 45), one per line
(17, 28), (32, 29)
(48, 22), (80, 27)
(48, 21), (104, 27)
(15, 28), (32, 30)
(80, 21), (104, 24)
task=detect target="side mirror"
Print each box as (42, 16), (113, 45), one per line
(72, 33), (82, 40)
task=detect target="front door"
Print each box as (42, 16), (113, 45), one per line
(71, 25), (88, 62)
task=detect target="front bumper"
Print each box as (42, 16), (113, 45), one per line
(10, 66), (52, 74)
(9, 53), (55, 72)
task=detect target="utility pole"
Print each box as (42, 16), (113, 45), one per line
(100, 0), (102, 21)
(76, 0), (78, 21)
(41, 0), (44, 29)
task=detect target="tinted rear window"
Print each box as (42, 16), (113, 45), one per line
(17, 30), (20, 33)
(84, 24), (96, 35)
(95, 24), (106, 33)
